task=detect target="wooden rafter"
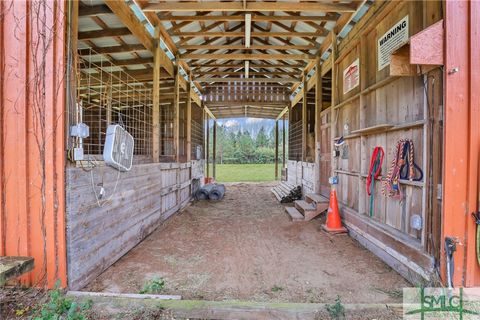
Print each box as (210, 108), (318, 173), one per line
(157, 15), (338, 22)
(142, 2), (357, 13)
(181, 53), (314, 60)
(78, 27), (131, 40)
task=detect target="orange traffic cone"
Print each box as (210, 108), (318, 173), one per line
(322, 189), (348, 234)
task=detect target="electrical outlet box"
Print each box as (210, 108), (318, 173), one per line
(73, 147), (84, 161)
(410, 214), (423, 230)
(70, 123), (90, 138)
(329, 176), (339, 185)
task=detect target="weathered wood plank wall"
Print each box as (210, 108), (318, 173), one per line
(66, 160), (203, 290)
(287, 160), (317, 196)
(320, 0), (443, 283)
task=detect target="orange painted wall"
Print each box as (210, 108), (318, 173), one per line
(443, 0), (480, 287)
(0, 0), (67, 288)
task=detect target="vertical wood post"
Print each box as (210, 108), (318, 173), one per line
(275, 120), (279, 180)
(314, 58), (322, 193)
(302, 71), (308, 162)
(152, 27), (161, 162)
(212, 120), (217, 179)
(330, 31), (337, 177)
(186, 73), (192, 162)
(174, 64), (180, 162)
(206, 111), (210, 178)
(282, 114), (286, 169)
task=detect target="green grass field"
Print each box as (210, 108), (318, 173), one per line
(212, 163), (280, 182)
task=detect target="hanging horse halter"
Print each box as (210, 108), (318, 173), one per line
(383, 139), (423, 199)
(367, 147), (384, 217)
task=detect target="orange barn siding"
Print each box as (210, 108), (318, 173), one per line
(0, 0), (67, 288)
(443, 0), (480, 287)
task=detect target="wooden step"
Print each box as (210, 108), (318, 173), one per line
(305, 193), (329, 204)
(304, 202), (329, 221)
(294, 200), (316, 215)
(0, 256), (34, 285)
(285, 207), (304, 221)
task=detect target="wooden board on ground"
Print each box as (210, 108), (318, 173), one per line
(0, 256), (34, 285)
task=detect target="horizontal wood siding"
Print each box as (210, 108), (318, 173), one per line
(66, 162), (202, 290)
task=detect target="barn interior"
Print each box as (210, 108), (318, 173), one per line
(63, 0), (446, 310)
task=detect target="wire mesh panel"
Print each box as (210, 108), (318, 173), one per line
(73, 48), (154, 163)
(191, 104), (204, 160)
(289, 104), (303, 161)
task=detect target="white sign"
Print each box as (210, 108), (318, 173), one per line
(343, 58), (359, 94)
(377, 15), (409, 71)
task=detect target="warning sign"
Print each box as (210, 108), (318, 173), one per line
(343, 58), (359, 94)
(377, 15), (409, 71)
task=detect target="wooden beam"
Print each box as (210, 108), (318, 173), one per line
(78, 44), (146, 55)
(78, 27), (131, 40)
(212, 120), (217, 179)
(186, 74), (192, 162)
(182, 54), (314, 61)
(174, 31), (325, 38)
(78, 4), (111, 16)
(330, 32), (337, 177)
(275, 120), (279, 180)
(302, 71), (307, 162)
(158, 14), (337, 22)
(282, 115), (286, 169)
(143, 2), (357, 12)
(192, 63), (304, 69)
(204, 106), (217, 120)
(314, 59), (322, 193)
(180, 44), (316, 50)
(152, 29), (161, 163)
(104, 0), (154, 51)
(195, 71), (298, 76)
(79, 57), (153, 68)
(174, 66), (180, 162)
(196, 77), (299, 83)
(205, 111), (210, 177)
(104, 0), (174, 77)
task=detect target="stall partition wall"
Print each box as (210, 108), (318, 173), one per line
(0, 0), (67, 288)
(66, 161), (203, 290)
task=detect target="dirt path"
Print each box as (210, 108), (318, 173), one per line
(85, 182), (410, 303)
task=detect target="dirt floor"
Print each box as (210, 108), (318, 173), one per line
(85, 182), (411, 304)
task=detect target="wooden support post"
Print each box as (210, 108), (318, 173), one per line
(302, 71), (308, 162)
(282, 114), (286, 169)
(330, 32), (337, 177)
(314, 58), (322, 193)
(186, 73), (192, 162)
(174, 64), (180, 162)
(67, 0), (79, 152)
(212, 120), (217, 179)
(152, 28), (161, 162)
(206, 111), (210, 178)
(275, 120), (279, 180)
(106, 83), (112, 125)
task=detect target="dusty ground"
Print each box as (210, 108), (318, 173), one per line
(85, 182), (410, 304)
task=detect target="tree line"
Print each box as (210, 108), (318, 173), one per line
(208, 125), (287, 164)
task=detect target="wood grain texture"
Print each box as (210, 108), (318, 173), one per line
(66, 161), (203, 290)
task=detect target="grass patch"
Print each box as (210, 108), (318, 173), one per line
(271, 285), (284, 293)
(139, 278), (166, 294)
(325, 295), (345, 320)
(34, 283), (92, 320)
(214, 163), (280, 182)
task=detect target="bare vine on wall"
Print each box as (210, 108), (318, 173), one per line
(1, 0), (66, 290)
